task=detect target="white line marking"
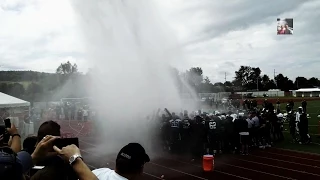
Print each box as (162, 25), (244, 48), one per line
(214, 170), (252, 180)
(219, 162), (296, 180)
(262, 151), (320, 162)
(149, 162), (209, 180)
(312, 142), (320, 146)
(79, 139), (97, 147)
(143, 172), (165, 180)
(250, 154), (320, 168)
(234, 158), (320, 177)
(74, 122), (248, 180)
(157, 154), (291, 180)
(83, 147), (208, 180)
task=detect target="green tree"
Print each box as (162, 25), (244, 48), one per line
(275, 74), (295, 91)
(7, 83), (25, 98)
(307, 77), (320, 87)
(294, 77), (309, 89)
(234, 66), (262, 90)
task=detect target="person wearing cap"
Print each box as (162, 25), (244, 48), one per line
(92, 143), (150, 180)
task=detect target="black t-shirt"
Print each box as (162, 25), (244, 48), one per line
(302, 101), (307, 107)
(182, 119), (191, 130)
(224, 117), (234, 134)
(288, 113), (296, 128)
(205, 118), (219, 134)
(234, 118), (248, 133)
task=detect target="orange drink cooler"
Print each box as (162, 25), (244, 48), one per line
(203, 155), (214, 171)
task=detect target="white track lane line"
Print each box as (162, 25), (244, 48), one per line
(80, 143), (209, 180)
(233, 158), (320, 177)
(249, 154), (320, 168)
(157, 157), (252, 180)
(147, 162), (209, 180)
(76, 125), (252, 180)
(260, 151), (320, 162)
(219, 162), (297, 180)
(157, 155), (295, 180)
(80, 139), (251, 180)
(72, 124), (210, 180)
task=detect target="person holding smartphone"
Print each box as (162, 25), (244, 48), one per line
(0, 119), (21, 153)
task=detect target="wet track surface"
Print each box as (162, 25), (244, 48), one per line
(65, 121), (320, 180)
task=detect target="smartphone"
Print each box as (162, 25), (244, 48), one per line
(4, 118), (11, 128)
(0, 125), (10, 144)
(54, 138), (79, 149)
(0, 125), (5, 135)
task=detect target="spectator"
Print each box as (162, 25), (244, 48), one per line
(54, 144), (98, 180)
(31, 121), (77, 180)
(83, 109), (88, 122)
(301, 100), (307, 113)
(0, 135), (57, 180)
(37, 121), (61, 143)
(0, 123), (21, 153)
(92, 143), (150, 180)
(1, 135), (97, 180)
(22, 136), (37, 155)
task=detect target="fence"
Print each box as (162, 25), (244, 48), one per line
(235, 91), (285, 97)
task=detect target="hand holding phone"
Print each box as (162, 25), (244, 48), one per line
(53, 138), (79, 149)
(4, 118), (11, 128)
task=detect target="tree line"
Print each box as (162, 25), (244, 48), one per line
(0, 62), (319, 103)
(172, 66), (320, 93)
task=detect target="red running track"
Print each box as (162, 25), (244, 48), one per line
(68, 122), (320, 180)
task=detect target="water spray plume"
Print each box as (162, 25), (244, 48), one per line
(70, 0), (197, 155)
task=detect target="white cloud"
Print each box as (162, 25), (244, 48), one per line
(0, 0), (319, 82)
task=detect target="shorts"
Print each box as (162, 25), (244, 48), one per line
(239, 132), (249, 145)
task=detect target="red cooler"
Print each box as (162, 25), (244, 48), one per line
(203, 155), (214, 171)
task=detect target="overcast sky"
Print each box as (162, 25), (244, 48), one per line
(0, 0), (319, 83)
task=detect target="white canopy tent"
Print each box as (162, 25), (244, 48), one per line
(0, 92), (30, 108)
(0, 92), (33, 137)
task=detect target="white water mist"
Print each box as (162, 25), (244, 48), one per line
(70, 0), (197, 155)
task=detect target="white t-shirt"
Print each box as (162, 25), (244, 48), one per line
(246, 118), (253, 129)
(83, 110), (88, 117)
(252, 116), (260, 127)
(92, 168), (128, 180)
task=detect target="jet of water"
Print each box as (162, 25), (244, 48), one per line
(70, 0), (197, 155)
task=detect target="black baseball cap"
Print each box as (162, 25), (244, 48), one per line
(116, 143), (150, 168)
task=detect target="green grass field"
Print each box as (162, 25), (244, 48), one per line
(280, 100), (320, 133)
(275, 100), (320, 153)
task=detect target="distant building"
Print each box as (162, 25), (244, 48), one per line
(295, 88), (320, 97)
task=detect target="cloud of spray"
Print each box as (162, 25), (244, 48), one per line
(70, 0), (198, 155)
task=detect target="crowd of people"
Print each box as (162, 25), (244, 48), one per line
(0, 97), (312, 180)
(0, 119), (150, 180)
(33, 102), (95, 122)
(156, 98), (311, 159)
